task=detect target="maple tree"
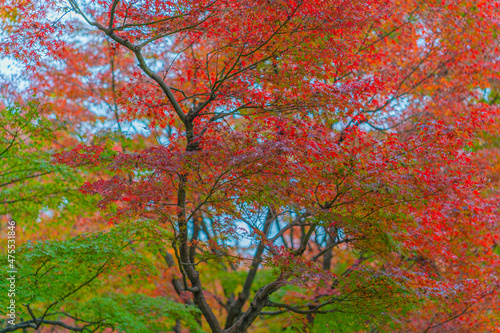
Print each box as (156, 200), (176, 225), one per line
(1, 0), (500, 332)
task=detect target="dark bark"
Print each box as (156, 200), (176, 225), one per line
(224, 208), (276, 329)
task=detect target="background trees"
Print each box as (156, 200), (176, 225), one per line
(0, 0), (499, 332)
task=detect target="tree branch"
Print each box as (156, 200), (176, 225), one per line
(224, 208), (276, 328)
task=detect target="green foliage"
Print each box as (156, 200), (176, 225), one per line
(0, 101), (98, 223)
(75, 294), (202, 332)
(0, 220), (197, 331)
(0, 223), (156, 318)
(311, 310), (373, 333)
(259, 264), (424, 333)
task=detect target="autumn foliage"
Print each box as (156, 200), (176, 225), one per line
(0, 0), (500, 332)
